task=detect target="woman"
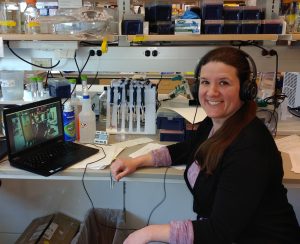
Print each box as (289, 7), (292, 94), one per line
(111, 47), (300, 243)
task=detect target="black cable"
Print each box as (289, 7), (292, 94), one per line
(288, 106), (300, 118)
(232, 41), (282, 135)
(146, 166), (170, 226)
(81, 147), (171, 232)
(191, 104), (199, 131)
(80, 53), (92, 74)
(81, 145), (106, 210)
(257, 108), (278, 137)
(81, 144), (136, 232)
(88, 72), (99, 90)
(7, 41), (61, 69)
(156, 74), (163, 110)
(63, 50), (91, 105)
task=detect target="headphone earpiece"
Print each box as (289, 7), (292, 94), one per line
(239, 50), (258, 101)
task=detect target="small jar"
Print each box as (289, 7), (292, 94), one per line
(0, 0), (21, 33)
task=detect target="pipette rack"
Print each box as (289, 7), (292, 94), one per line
(105, 78), (157, 134)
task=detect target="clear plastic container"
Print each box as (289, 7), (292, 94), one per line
(78, 95), (96, 143)
(0, 71), (24, 101)
(0, 1), (21, 33)
(23, 0), (40, 34)
(99, 87), (107, 124)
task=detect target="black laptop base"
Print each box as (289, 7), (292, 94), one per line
(9, 144), (99, 177)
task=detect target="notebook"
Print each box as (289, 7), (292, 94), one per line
(3, 97), (99, 176)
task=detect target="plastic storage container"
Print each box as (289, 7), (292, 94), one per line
(99, 87), (107, 123)
(122, 20), (143, 35)
(78, 94), (96, 143)
(201, 1), (223, 20)
(159, 129), (185, 142)
(0, 71), (24, 100)
(145, 5), (172, 22)
(262, 19), (283, 34)
(224, 20), (241, 34)
(204, 20), (224, 34)
(150, 22), (174, 34)
(242, 6), (262, 20)
(241, 20), (261, 34)
(223, 6), (242, 20)
(48, 78), (71, 98)
(157, 112), (185, 130)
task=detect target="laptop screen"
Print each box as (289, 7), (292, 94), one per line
(4, 98), (63, 155)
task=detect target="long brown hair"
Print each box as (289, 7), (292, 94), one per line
(194, 47), (257, 174)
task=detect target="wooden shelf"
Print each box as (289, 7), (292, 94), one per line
(2, 33), (299, 43)
(291, 34), (300, 41)
(0, 33), (117, 42)
(127, 34), (279, 42)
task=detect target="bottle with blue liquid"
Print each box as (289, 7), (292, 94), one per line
(63, 101), (76, 141)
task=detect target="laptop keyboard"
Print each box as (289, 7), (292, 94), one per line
(22, 143), (82, 169)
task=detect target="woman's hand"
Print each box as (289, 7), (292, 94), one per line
(124, 225), (170, 244)
(110, 158), (138, 181)
(111, 153), (155, 181)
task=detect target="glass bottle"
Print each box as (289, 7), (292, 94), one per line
(23, 0), (40, 34)
(0, 0), (21, 33)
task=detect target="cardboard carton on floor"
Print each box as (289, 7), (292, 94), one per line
(16, 212), (80, 244)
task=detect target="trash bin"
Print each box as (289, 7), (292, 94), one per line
(72, 208), (130, 244)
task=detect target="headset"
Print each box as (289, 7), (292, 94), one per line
(193, 48), (258, 102)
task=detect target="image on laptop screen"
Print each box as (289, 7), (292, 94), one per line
(5, 100), (63, 155)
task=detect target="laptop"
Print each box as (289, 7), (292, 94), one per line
(3, 97), (99, 176)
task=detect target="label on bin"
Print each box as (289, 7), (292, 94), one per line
(0, 80), (15, 87)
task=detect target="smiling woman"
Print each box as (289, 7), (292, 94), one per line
(111, 47), (300, 244)
(199, 62), (243, 128)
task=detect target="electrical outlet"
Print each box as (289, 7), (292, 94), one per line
(31, 58), (52, 69)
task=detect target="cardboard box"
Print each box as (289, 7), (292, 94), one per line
(16, 212), (80, 244)
(175, 19), (201, 34)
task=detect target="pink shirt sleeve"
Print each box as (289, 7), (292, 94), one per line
(169, 220), (194, 244)
(151, 146), (172, 167)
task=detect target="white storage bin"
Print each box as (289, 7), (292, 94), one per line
(0, 71), (24, 101)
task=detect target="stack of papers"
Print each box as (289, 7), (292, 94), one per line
(71, 137), (154, 170)
(275, 135), (300, 173)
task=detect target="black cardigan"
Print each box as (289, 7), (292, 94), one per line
(167, 117), (300, 244)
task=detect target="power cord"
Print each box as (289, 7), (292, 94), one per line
(81, 149), (170, 233)
(88, 72), (99, 90)
(146, 166), (170, 226)
(6, 41), (61, 69)
(288, 106), (300, 118)
(62, 50), (93, 105)
(232, 41), (283, 135)
(81, 145), (106, 210)
(81, 144), (136, 233)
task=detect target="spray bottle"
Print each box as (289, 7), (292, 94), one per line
(63, 101), (76, 141)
